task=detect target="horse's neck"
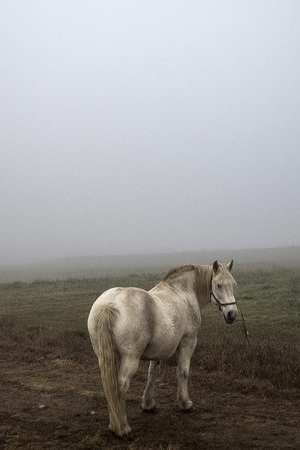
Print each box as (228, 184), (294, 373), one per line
(195, 265), (213, 309)
(165, 266), (212, 308)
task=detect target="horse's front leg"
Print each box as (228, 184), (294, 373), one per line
(142, 360), (161, 411)
(176, 335), (197, 411)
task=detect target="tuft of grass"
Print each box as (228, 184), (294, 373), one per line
(0, 316), (90, 365)
(194, 337), (300, 390)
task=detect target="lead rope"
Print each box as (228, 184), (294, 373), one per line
(239, 307), (250, 345)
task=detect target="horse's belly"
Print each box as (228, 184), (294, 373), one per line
(141, 334), (181, 360)
(141, 345), (177, 361)
(140, 305), (189, 360)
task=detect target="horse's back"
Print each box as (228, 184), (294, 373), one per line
(88, 286), (153, 320)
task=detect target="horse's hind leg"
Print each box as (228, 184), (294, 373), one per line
(111, 355), (140, 435)
(176, 335), (197, 411)
(142, 360), (161, 410)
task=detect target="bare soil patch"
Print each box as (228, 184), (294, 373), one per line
(1, 327), (300, 449)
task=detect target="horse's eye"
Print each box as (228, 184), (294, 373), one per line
(217, 284), (222, 289)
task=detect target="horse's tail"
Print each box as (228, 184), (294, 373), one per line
(97, 303), (123, 435)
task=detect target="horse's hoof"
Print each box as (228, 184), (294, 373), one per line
(182, 405), (195, 413)
(120, 432), (134, 442)
(109, 432), (134, 441)
(108, 424), (132, 438)
(141, 399), (157, 412)
(142, 406), (158, 414)
(180, 401), (195, 413)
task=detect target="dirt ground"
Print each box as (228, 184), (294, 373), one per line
(1, 330), (300, 450)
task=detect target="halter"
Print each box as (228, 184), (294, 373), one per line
(209, 277), (237, 311)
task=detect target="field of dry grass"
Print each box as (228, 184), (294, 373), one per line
(0, 265), (300, 448)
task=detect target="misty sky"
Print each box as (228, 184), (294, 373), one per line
(1, 1), (300, 264)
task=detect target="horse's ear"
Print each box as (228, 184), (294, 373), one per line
(226, 260), (233, 272)
(213, 260), (219, 273)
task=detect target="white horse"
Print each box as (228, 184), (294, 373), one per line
(87, 260), (237, 436)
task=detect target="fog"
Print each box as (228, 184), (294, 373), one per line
(1, 1), (300, 265)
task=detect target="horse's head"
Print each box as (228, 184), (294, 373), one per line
(210, 260), (238, 324)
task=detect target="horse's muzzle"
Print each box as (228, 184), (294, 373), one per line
(225, 309), (238, 324)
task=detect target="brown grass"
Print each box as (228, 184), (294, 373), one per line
(194, 337), (300, 390)
(1, 318), (300, 449)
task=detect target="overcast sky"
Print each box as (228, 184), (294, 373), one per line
(1, 1), (300, 264)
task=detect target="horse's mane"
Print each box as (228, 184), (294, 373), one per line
(163, 264), (197, 281)
(163, 264), (213, 300)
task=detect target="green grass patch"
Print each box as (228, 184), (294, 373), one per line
(0, 266), (299, 345)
